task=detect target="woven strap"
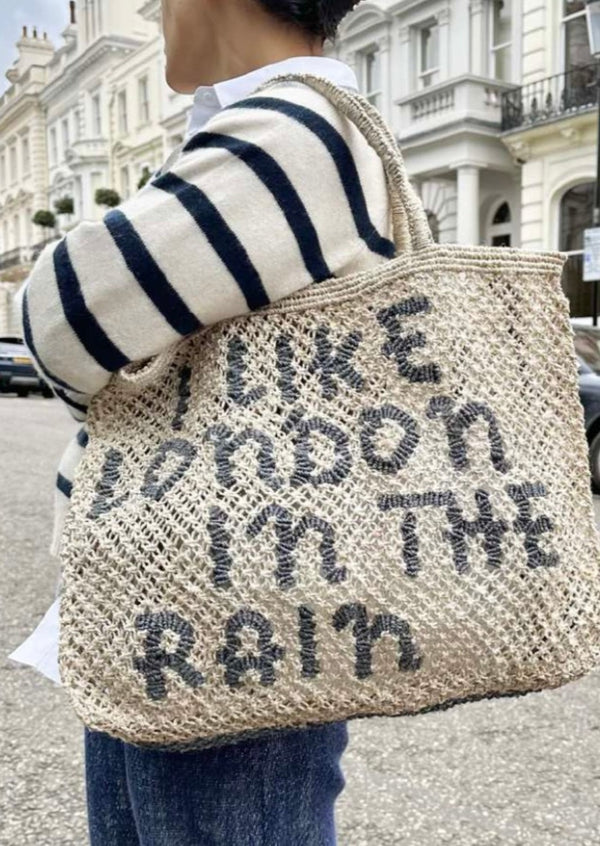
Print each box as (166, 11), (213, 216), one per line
(256, 73), (433, 254)
(114, 73), (433, 390)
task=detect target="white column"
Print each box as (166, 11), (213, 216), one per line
(397, 24), (412, 100)
(377, 32), (392, 124)
(81, 170), (93, 221)
(456, 165), (480, 245)
(437, 6), (451, 81)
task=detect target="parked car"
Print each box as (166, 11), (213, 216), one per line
(0, 336), (53, 398)
(572, 324), (600, 490)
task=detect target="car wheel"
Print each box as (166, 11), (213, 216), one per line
(16, 387), (29, 398)
(41, 385), (54, 399)
(590, 431), (600, 494)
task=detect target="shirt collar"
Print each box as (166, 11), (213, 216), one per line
(185, 56), (358, 140)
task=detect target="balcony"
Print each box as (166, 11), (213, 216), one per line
(501, 63), (599, 133)
(0, 247), (30, 271)
(397, 75), (513, 142)
(66, 138), (109, 167)
(0, 240), (54, 273)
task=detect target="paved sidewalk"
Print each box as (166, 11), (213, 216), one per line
(2, 397), (600, 845)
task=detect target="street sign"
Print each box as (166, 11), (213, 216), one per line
(584, 227), (600, 282)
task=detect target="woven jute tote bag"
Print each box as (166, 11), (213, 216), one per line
(58, 73), (600, 749)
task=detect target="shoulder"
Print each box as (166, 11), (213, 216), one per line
(180, 81), (385, 173)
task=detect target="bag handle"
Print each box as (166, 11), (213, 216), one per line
(113, 72), (432, 390)
(255, 72), (433, 253)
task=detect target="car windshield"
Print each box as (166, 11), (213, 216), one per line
(572, 326), (600, 374)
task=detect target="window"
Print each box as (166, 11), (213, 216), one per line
(138, 77), (150, 125)
(9, 146), (17, 183)
(74, 108), (81, 141)
(62, 118), (70, 154)
(418, 24), (439, 88)
(363, 49), (381, 109)
(488, 201), (512, 247)
(13, 214), (20, 248)
(425, 210), (440, 243)
(2, 221), (8, 252)
(490, 0), (512, 82)
(560, 182), (594, 317)
(563, 1), (592, 72)
(92, 93), (102, 136)
(50, 127), (58, 165)
(121, 165), (130, 199)
(118, 90), (128, 136)
(0, 153), (5, 190)
(89, 0), (96, 39)
(21, 136), (30, 175)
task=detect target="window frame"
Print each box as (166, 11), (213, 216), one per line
(417, 21), (440, 89)
(488, 0), (513, 82)
(49, 127), (58, 166)
(138, 76), (151, 126)
(9, 144), (18, 184)
(561, 1), (592, 73)
(118, 89), (128, 136)
(61, 117), (70, 155)
(487, 200), (513, 247)
(559, 180), (595, 317)
(21, 135), (30, 177)
(91, 92), (102, 137)
(362, 47), (382, 109)
(120, 165), (130, 200)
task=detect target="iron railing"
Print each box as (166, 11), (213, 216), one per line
(0, 240), (54, 270)
(501, 62), (599, 132)
(0, 247), (24, 271)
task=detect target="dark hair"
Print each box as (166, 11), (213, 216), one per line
(255, 0), (359, 41)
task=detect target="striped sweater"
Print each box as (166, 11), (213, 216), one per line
(22, 70), (394, 557)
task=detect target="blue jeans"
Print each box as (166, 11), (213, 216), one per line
(85, 722), (349, 846)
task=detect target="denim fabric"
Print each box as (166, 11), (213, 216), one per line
(85, 722), (349, 846)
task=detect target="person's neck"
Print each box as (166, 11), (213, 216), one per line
(206, 28), (324, 86)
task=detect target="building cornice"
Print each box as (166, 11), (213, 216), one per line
(396, 74), (515, 106)
(0, 94), (43, 132)
(137, 0), (161, 23)
(161, 107), (191, 133)
(399, 116), (504, 149)
(40, 35), (147, 102)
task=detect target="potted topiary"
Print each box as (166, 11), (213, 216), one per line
(137, 166), (152, 190)
(95, 188), (121, 208)
(54, 196), (75, 233)
(32, 209), (56, 231)
(54, 196), (74, 216)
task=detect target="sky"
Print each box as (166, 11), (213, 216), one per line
(0, 0), (68, 94)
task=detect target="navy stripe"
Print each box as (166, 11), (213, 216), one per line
(55, 388), (89, 415)
(104, 209), (202, 336)
(77, 428), (89, 448)
(223, 97), (396, 259)
(53, 239), (130, 372)
(56, 472), (73, 499)
(153, 172), (269, 311)
(184, 132), (332, 283)
(21, 289), (82, 393)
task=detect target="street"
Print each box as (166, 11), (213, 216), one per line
(2, 396), (600, 846)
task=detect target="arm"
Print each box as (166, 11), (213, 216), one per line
(22, 89), (392, 418)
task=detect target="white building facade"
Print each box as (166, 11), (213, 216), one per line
(0, 0), (191, 272)
(0, 0), (597, 322)
(328, 0), (598, 317)
(42, 0), (157, 223)
(0, 26), (54, 270)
